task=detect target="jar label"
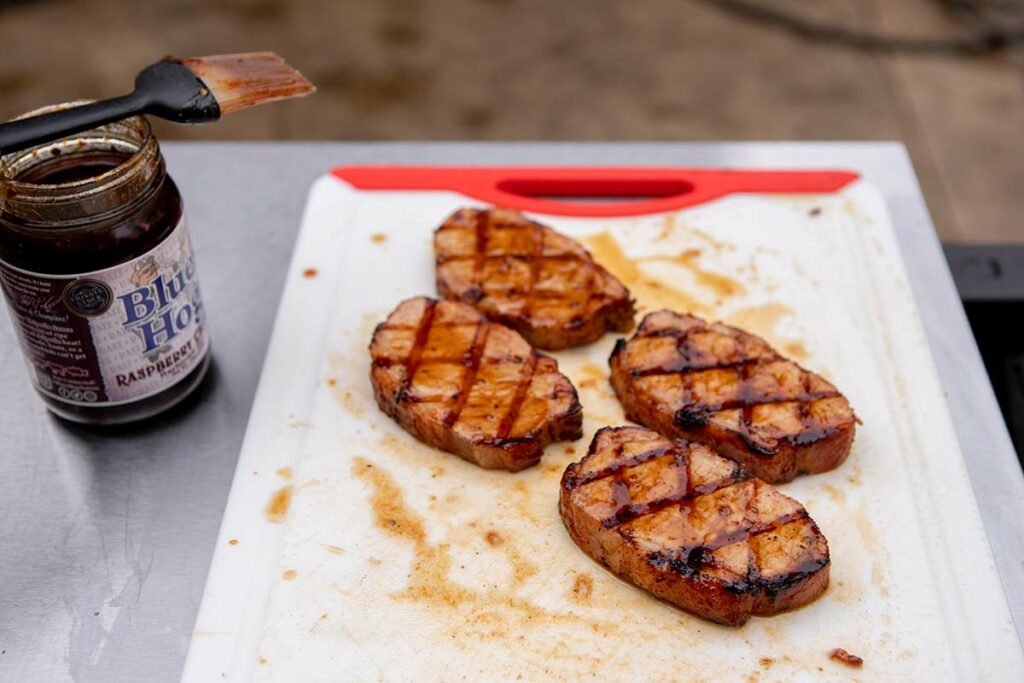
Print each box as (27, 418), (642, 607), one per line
(0, 215), (208, 406)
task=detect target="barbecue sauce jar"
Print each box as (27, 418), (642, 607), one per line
(0, 103), (210, 424)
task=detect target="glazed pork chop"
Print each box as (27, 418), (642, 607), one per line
(370, 297), (582, 471)
(560, 426), (830, 625)
(610, 311), (856, 483)
(434, 208), (635, 350)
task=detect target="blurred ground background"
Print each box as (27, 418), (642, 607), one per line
(1, 0), (1022, 242)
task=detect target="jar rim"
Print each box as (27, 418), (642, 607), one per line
(0, 101), (162, 224)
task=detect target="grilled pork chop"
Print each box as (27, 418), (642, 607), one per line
(609, 311), (856, 484)
(434, 208), (635, 350)
(370, 297), (583, 471)
(560, 426), (830, 625)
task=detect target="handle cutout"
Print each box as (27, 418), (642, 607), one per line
(495, 178), (694, 204)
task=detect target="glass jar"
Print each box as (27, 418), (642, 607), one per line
(0, 102), (210, 424)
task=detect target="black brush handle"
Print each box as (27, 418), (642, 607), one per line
(0, 60), (219, 156)
(0, 94), (146, 154)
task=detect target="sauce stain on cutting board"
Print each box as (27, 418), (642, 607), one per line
(351, 455), (624, 648)
(352, 456), (473, 608)
(582, 231), (816, 367)
(645, 249), (746, 299)
(581, 232), (709, 315)
(327, 352), (368, 418)
(582, 230), (752, 316)
(265, 484), (293, 523)
(570, 573), (594, 603)
(572, 362), (609, 394)
(725, 303), (809, 361)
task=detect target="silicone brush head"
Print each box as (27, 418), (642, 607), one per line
(178, 52), (316, 115)
(0, 52), (316, 155)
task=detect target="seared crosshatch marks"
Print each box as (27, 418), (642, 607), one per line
(397, 298), (437, 403)
(378, 302), (515, 432)
(621, 316), (842, 433)
(562, 427), (828, 600)
(472, 209), (489, 294)
(442, 322), (490, 427)
(521, 218), (544, 322)
(498, 352), (538, 440)
(610, 310), (856, 482)
(435, 207), (635, 349)
(370, 297), (582, 471)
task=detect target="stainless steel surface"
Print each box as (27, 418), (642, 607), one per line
(1, 142), (1021, 681)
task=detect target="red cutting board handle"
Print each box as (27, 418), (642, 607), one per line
(330, 166), (859, 217)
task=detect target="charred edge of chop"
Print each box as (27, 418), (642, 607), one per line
(434, 207), (635, 349)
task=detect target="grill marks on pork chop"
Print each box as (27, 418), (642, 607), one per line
(435, 208), (635, 350)
(559, 427), (830, 625)
(609, 311), (856, 483)
(370, 297), (583, 471)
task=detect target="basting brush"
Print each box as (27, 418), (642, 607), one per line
(0, 52), (315, 155)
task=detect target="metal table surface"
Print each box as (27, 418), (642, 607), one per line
(1, 142), (1021, 682)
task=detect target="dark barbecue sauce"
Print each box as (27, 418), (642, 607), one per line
(0, 109), (210, 425)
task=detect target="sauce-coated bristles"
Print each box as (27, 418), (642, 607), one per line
(180, 52), (315, 115)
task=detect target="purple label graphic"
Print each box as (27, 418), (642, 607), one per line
(0, 216), (208, 405)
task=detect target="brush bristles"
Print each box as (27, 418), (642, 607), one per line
(180, 52), (315, 115)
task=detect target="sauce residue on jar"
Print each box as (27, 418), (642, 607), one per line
(15, 152), (131, 185)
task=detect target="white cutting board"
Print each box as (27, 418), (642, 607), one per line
(182, 167), (1024, 682)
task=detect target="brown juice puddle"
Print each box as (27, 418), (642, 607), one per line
(583, 232), (816, 366)
(645, 249), (746, 299)
(725, 303), (809, 362)
(655, 216), (737, 253)
(351, 456), (618, 642)
(276, 467), (293, 479)
(371, 233), (387, 244)
(265, 484), (294, 523)
(583, 230), (749, 311)
(303, 267), (318, 279)
(352, 456), (474, 607)
(581, 232), (709, 314)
